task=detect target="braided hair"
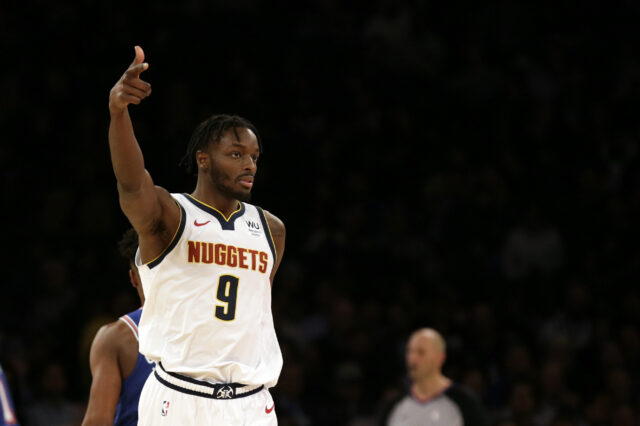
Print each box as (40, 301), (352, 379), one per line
(179, 114), (262, 176)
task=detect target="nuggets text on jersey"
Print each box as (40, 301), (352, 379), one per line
(187, 241), (269, 273)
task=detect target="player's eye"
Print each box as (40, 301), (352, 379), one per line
(231, 151), (241, 158)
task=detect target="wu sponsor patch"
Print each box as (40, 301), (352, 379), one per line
(246, 219), (262, 236)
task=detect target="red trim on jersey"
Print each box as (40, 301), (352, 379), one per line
(121, 314), (139, 339)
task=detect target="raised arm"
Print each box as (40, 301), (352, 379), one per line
(264, 210), (286, 285)
(108, 46), (179, 262)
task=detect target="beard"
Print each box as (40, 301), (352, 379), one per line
(210, 167), (252, 202)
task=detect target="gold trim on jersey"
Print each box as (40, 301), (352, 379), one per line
(184, 193), (242, 222)
(262, 212), (278, 260)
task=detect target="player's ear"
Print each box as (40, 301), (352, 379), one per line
(129, 268), (140, 288)
(195, 150), (210, 171)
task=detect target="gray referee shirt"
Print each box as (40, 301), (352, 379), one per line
(386, 384), (489, 426)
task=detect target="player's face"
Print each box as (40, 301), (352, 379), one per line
(406, 334), (442, 381)
(207, 128), (260, 202)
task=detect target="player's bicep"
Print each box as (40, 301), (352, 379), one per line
(117, 170), (164, 231)
(119, 183), (181, 261)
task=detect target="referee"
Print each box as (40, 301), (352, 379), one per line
(384, 328), (490, 426)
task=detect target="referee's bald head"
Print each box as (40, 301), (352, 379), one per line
(406, 328), (447, 380)
(410, 328), (446, 354)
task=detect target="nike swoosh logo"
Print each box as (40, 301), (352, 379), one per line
(265, 404), (275, 414)
(194, 220), (211, 227)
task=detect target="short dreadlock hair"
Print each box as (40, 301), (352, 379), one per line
(118, 227), (139, 265)
(179, 114), (262, 176)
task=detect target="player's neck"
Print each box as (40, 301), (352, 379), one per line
(412, 375), (451, 401)
(190, 187), (240, 218)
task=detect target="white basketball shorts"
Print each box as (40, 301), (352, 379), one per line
(138, 364), (277, 425)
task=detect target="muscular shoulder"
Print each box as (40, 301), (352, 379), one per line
(263, 209), (285, 239)
(261, 209), (286, 278)
(90, 318), (139, 378)
(91, 319), (136, 355)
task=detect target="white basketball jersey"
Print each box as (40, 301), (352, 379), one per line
(136, 193), (283, 388)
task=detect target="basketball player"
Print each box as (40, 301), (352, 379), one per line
(385, 328), (490, 426)
(81, 228), (153, 426)
(107, 46), (285, 425)
(0, 363), (19, 426)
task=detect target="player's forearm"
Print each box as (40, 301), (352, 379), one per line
(109, 109), (147, 192)
(81, 412), (115, 426)
(82, 363), (120, 426)
(81, 392), (117, 426)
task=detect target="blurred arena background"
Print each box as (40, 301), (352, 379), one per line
(1, 0), (640, 424)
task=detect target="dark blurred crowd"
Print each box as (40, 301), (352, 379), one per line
(2, 0), (640, 425)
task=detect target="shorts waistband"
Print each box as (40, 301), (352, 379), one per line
(154, 362), (264, 400)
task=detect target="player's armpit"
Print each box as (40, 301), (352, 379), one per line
(124, 185), (182, 265)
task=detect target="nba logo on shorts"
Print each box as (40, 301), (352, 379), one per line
(161, 400), (170, 416)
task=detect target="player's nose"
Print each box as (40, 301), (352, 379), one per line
(243, 155), (257, 171)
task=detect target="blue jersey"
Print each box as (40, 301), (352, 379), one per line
(114, 308), (154, 426)
(0, 364), (19, 426)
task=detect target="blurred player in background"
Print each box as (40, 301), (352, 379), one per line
(0, 363), (19, 426)
(385, 328), (490, 426)
(107, 46), (286, 425)
(81, 228), (153, 426)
